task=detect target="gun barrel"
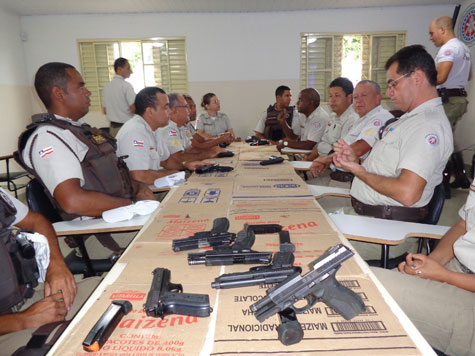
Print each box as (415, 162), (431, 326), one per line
(172, 232), (236, 252)
(188, 251), (272, 266)
(212, 267), (301, 289)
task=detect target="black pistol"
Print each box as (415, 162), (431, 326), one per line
(143, 268), (212, 318)
(187, 224), (281, 266)
(211, 230), (302, 289)
(172, 217), (236, 252)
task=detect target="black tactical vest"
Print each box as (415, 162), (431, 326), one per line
(264, 105), (294, 141)
(15, 115), (135, 221)
(0, 191), (38, 314)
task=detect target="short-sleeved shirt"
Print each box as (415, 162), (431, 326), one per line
(254, 105), (301, 134)
(0, 188), (28, 226)
(454, 178), (475, 272)
(116, 114), (170, 171)
(342, 105), (393, 159)
(101, 75), (136, 124)
(292, 107), (329, 145)
(196, 112), (232, 136)
(436, 38), (471, 89)
(317, 105), (359, 156)
(156, 120), (191, 155)
(22, 115), (89, 195)
(351, 97), (453, 207)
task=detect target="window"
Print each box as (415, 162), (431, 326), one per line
(300, 32), (406, 101)
(78, 38), (188, 112)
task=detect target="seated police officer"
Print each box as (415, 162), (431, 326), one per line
(333, 45), (453, 261)
(0, 187), (99, 355)
(16, 62), (154, 258)
(254, 85), (299, 144)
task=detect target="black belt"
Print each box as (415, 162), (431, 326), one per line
(438, 88), (467, 97)
(330, 170), (354, 182)
(351, 197), (429, 222)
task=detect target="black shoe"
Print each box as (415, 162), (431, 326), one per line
(450, 152), (471, 189)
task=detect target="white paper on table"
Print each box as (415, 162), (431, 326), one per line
(102, 200), (160, 223)
(24, 232), (50, 283)
(153, 171), (186, 188)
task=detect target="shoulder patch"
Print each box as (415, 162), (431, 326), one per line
(364, 128), (375, 137)
(425, 134), (439, 146)
(39, 146), (54, 158)
(133, 140), (145, 148)
(314, 122), (321, 129)
(172, 138), (181, 147)
(168, 129), (177, 137)
(372, 119), (382, 127)
(444, 50), (452, 56)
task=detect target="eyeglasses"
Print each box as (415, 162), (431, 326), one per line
(387, 70), (413, 90)
(174, 104), (190, 109)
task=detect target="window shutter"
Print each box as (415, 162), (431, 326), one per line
(78, 38), (188, 111)
(361, 35), (371, 80)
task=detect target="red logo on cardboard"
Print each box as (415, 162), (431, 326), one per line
(235, 215), (260, 220)
(110, 291), (146, 301)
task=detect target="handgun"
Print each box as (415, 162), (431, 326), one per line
(211, 230), (301, 289)
(187, 224), (281, 266)
(143, 268), (212, 318)
(172, 217), (236, 252)
(250, 244), (365, 322)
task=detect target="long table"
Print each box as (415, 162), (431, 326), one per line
(48, 143), (436, 356)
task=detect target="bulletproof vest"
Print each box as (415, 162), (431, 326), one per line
(264, 105), (294, 141)
(15, 114), (135, 221)
(0, 191), (38, 314)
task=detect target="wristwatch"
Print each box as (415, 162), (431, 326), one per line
(283, 141), (288, 147)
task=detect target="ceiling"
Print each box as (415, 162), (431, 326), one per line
(0, 0), (461, 16)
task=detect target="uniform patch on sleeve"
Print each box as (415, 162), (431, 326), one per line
(314, 122), (321, 129)
(38, 146), (54, 158)
(168, 129), (177, 137)
(425, 134), (439, 146)
(133, 140), (145, 147)
(445, 50), (452, 56)
(364, 128), (375, 137)
(372, 119), (382, 127)
(172, 138), (181, 147)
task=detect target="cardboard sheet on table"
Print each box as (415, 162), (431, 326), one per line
(136, 214), (225, 243)
(52, 284), (216, 356)
(114, 254), (222, 287)
(229, 197), (320, 214)
(238, 144), (278, 154)
(229, 210), (336, 236)
(235, 160), (296, 175)
(232, 174), (312, 199)
(210, 275), (421, 356)
(158, 179), (233, 215)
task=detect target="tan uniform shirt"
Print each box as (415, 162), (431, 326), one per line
(292, 107), (329, 145)
(317, 105), (359, 155)
(351, 98), (453, 207)
(156, 121), (191, 155)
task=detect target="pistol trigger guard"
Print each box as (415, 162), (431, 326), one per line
(292, 295), (317, 314)
(169, 282), (183, 293)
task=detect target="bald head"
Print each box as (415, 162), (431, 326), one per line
(297, 88), (321, 116)
(430, 15), (455, 47)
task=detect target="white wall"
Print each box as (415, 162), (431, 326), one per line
(0, 8), (32, 166)
(16, 4), (473, 157)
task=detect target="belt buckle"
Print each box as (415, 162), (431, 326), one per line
(383, 205), (392, 219)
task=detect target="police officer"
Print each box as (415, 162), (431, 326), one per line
(254, 85), (298, 144)
(0, 187), (99, 355)
(430, 15), (472, 192)
(116, 87), (211, 186)
(303, 77), (359, 163)
(156, 94), (223, 161)
(309, 80), (392, 188)
(334, 45), (453, 260)
(276, 88), (329, 151)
